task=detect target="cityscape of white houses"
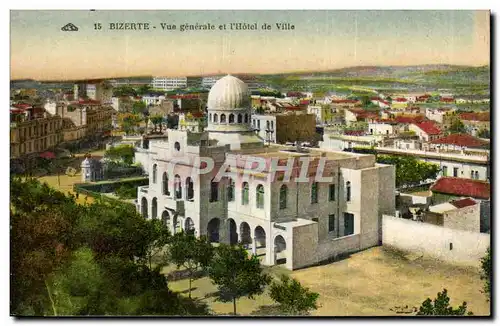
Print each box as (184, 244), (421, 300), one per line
(134, 75), (396, 270)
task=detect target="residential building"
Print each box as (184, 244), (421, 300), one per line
(391, 98), (408, 109)
(459, 112), (490, 136)
(10, 106), (64, 159)
(135, 75), (396, 270)
(409, 121), (442, 141)
(86, 81), (113, 104)
(430, 177), (490, 201)
(55, 100), (114, 142)
(426, 198), (482, 233)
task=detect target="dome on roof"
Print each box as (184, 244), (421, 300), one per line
(207, 75), (250, 111)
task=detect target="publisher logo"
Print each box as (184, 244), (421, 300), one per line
(61, 23), (79, 32)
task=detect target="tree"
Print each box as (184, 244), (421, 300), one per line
(168, 231), (214, 298)
(119, 113), (142, 135)
(448, 120), (466, 134)
(269, 274), (319, 315)
(132, 101), (148, 116)
(477, 129), (490, 139)
(208, 244), (271, 315)
(376, 155), (440, 188)
(10, 178), (81, 315)
(480, 247), (491, 300)
(113, 86), (137, 97)
(165, 114), (179, 129)
(417, 289), (472, 316)
(149, 115), (164, 133)
(137, 84), (152, 96)
(104, 144), (135, 165)
(10, 178), (209, 316)
(140, 218), (171, 270)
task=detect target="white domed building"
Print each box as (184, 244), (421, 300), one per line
(134, 75), (396, 271)
(205, 75), (264, 150)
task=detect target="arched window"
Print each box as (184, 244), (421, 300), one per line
(152, 164), (157, 183)
(245, 114), (249, 123)
(311, 182), (318, 204)
(279, 185), (287, 209)
(162, 172), (170, 196)
(152, 197), (158, 219)
(210, 179), (219, 202)
(256, 184), (264, 209)
(174, 175), (182, 199)
(346, 181), (351, 202)
(213, 113), (218, 123)
(242, 182), (249, 205)
(220, 114), (226, 123)
(209, 113), (212, 122)
(238, 114), (243, 123)
(186, 177), (194, 200)
(229, 113), (235, 123)
(227, 178), (235, 202)
(266, 121), (270, 129)
(475, 171), (479, 180)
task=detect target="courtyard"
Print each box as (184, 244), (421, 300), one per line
(165, 246), (490, 316)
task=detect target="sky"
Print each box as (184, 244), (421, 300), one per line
(10, 10), (490, 80)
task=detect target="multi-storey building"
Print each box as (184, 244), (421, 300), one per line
(152, 76), (203, 91)
(55, 100), (114, 142)
(152, 77), (188, 91)
(135, 75), (395, 270)
(10, 105), (64, 159)
(202, 75), (224, 89)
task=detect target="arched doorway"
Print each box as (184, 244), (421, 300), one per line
(207, 218), (220, 243)
(239, 222), (252, 247)
(274, 235), (287, 265)
(254, 226), (267, 258)
(161, 211), (170, 230)
(141, 197), (148, 219)
(228, 219), (238, 245)
(151, 197), (158, 219)
(172, 214), (179, 234)
(185, 217), (195, 235)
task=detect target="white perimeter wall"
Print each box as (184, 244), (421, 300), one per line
(382, 215), (489, 267)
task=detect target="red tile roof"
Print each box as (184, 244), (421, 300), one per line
(78, 99), (101, 105)
(394, 98), (407, 102)
(451, 197), (477, 209)
(430, 177), (490, 200)
(12, 103), (32, 110)
(430, 134), (489, 148)
(299, 100), (310, 105)
(413, 121), (441, 135)
(459, 112), (490, 122)
(394, 115), (425, 124)
(441, 97), (454, 102)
